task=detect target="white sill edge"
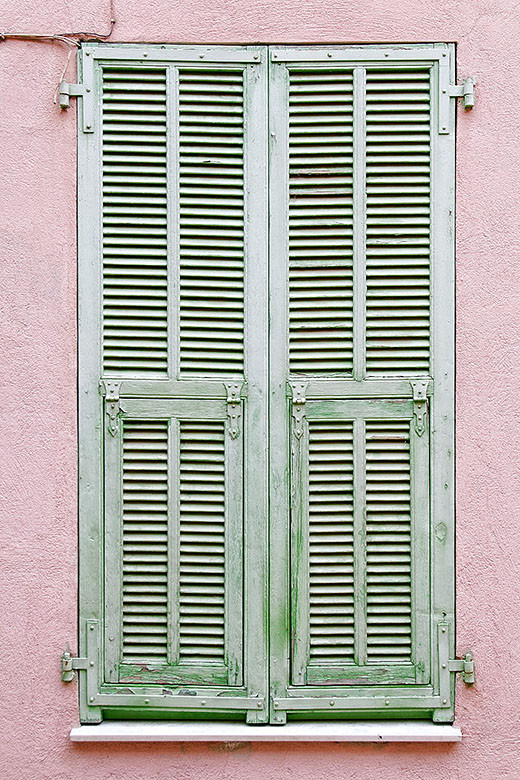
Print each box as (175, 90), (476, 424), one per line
(70, 720), (462, 743)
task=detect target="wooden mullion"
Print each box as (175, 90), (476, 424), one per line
(103, 416), (123, 683)
(268, 55), (291, 725)
(225, 416), (244, 686)
(352, 66), (367, 381)
(290, 420), (310, 685)
(353, 417), (367, 666)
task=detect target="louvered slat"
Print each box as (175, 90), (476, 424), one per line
(178, 70), (245, 376)
(365, 69), (431, 376)
(365, 420), (412, 662)
(179, 421), (226, 663)
(288, 70), (354, 375)
(308, 421), (355, 663)
(102, 68), (169, 375)
(122, 421), (169, 662)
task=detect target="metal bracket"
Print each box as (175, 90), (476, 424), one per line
(61, 644), (89, 682)
(224, 382), (243, 439)
(439, 62), (476, 133)
(448, 77), (476, 110)
(59, 81), (86, 108)
(290, 381), (308, 439)
(100, 380), (122, 437)
(449, 653), (476, 685)
(410, 380), (429, 436)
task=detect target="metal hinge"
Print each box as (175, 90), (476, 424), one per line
(439, 65), (476, 133)
(448, 77), (476, 110)
(224, 382), (244, 439)
(61, 645), (89, 682)
(100, 380), (122, 436)
(290, 381), (308, 439)
(410, 379), (429, 436)
(59, 55), (94, 133)
(449, 653), (476, 685)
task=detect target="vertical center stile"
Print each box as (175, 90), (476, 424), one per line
(352, 67), (367, 382)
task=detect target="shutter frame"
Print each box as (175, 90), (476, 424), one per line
(78, 44), (269, 723)
(268, 43), (455, 722)
(79, 43), (455, 725)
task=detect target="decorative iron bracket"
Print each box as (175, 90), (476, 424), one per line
(100, 380), (122, 437)
(410, 380), (429, 436)
(290, 381), (308, 439)
(224, 382), (243, 439)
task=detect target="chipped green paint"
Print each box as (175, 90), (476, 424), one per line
(78, 43), (455, 724)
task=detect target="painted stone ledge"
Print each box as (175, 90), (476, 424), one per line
(70, 720), (462, 743)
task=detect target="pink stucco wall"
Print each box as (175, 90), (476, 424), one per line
(1, 0), (519, 777)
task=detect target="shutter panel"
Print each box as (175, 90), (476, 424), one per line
(102, 67), (169, 375)
(79, 45), (268, 722)
(178, 69), (245, 375)
(288, 70), (354, 374)
(291, 400), (428, 687)
(269, 45), (454, 721)
(365, 68), (432, 375)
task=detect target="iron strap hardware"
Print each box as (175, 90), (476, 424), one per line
(410, 379), (429, 436)
(447, 77), (476, 110)
(60, 80), (93, 132)
(290, 381), (308, 439)
(61, 647), (89, 682)
(100, 380), (122, 437)
(224, 382), (244, 439)
(448, 654), (476, 684)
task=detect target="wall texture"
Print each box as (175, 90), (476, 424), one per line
(1, 1), (519, 778)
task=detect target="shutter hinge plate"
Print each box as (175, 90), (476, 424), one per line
(289, 381), (308, 439)
(438, 66), (476, 134)
(61, 645), (89, 682)
(410, 379), (429, 436)
(100, 380), (122, 436)
(448, 653), (476, 685)
(224, 382), (244, 439)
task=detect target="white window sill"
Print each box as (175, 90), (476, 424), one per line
(70, 720), (462, 743)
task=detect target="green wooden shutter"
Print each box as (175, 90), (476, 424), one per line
(79, 44), (455, 726)
(269, 45), (455, 723)
(78, 45), (269, 723)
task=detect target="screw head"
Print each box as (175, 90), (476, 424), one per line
(89, 696), (94, 702)
(143, 52), (148, 57)
(442, 663), (447, 669)
(144, 699), (150, 704)
(257, 701), (263, 708)
(89, 625), (94, 631)
(442, 698), (448, 705)
(86, 124), (92, 130)
(385, 699), (390, 706)
(89, 661), (94, 667)
(329, 699), (335, 706)
(85, 51), (90, 56)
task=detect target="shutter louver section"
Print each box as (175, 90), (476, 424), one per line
(122, 420), (169, 663)
(307, 421), (355, 665)
(288, 70), (354, 375)
(365, 68), (431, 376)
(365, 420), (412, 662)
(102, 68), (169, 376)
(178, 69), (245, 376)
(179, 421), (226, 664)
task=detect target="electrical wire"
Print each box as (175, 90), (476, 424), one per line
(0, 0), (115, 48)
